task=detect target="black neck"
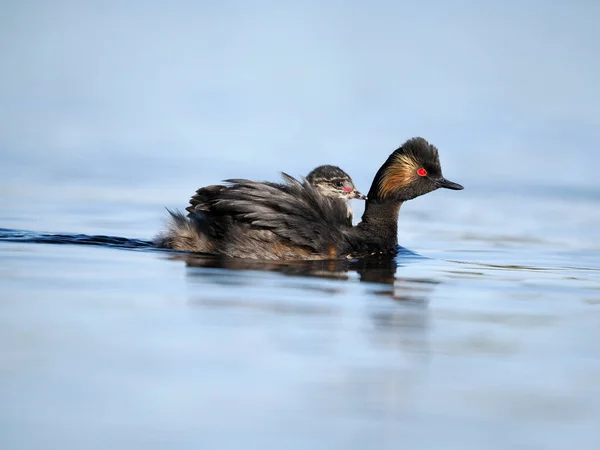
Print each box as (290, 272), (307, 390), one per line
(346, 158), (406, 255)
(349, 198), (403, 254)
(361, 198), (402, 229)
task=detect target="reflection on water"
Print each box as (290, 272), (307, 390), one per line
(179, 251), (438, 354)
(175, 246), (423, 285)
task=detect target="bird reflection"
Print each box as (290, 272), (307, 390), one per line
(169, 248), (439, 358)
(166, 246), (438, 302)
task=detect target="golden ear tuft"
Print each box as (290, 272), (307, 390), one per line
(378, 152), (420, 198)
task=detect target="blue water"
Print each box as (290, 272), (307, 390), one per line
(1, 173), (599, 450)
(2, 2), (600, 447)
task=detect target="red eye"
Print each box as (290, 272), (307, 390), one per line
(417, 168), (427, 177)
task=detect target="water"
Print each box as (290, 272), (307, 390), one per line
(3, 0), (600, 447)
(1, 172), (599, 450)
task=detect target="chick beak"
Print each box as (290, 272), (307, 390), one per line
(436, 177), (464, 190)
(352, 189), (368, 200)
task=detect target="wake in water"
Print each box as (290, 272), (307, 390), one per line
(0, 228), (422, 258)
(0, 228), (155, 251)
(0, 227), (427, 284)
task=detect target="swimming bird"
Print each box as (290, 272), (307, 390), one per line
(155, 137), (463, 259)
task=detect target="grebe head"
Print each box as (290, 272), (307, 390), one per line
(367, 137), (463, 202)
(306, 165), (367, 200)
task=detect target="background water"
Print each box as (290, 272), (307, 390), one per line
(2, 2), (600, 450)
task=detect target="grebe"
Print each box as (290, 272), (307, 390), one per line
(155, 137), (463, 259)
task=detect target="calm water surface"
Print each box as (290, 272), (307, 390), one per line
(1, 176), (599, 450)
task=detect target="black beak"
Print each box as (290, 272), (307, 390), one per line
(436, 177), (464, 190)
(352, 189), (367, 200)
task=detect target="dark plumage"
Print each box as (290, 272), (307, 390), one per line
(155, 137), (463, 260)
(186, 165), (365, 226)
